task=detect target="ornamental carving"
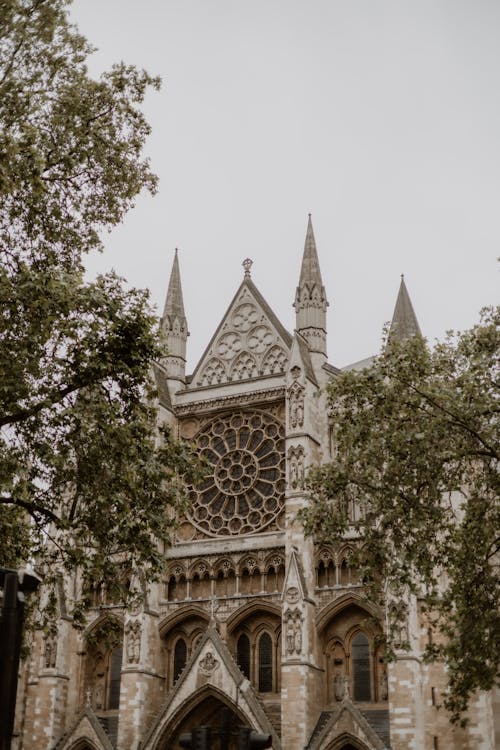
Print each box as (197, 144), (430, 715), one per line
(262, 345), (287, 376)
(217, 332), (243, 360)
(232, 302), (259, 332)
(125, 620), (141, 664)
(195, 293), (289, 387)
(285, 586), (300, 604)
(200, 357), (226, 386)
(248, 325), (273, 354)
(199, 651), (219, 675)
(188, 411), (285, 537)
(230, 352), (258, 381)
(288, 381), (305, 429)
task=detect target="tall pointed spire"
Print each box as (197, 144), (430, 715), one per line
(389, 275), (421, 342)
(162, 248), (186, 320)
(294, 215), (329, 356)
(161, 249), (189, 381)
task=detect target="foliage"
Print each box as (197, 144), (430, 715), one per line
(0, 0), (199, 624)
(299, 308), (500, 721)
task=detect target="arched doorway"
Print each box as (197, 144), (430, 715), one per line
(158, 693), (251, 750)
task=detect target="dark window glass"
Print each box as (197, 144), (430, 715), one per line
(173, 638), (187, 683)
(237, 634), (251, 679)
(352, 632), (371, 701)
(108, 647), (122, 709)
(258, 632), (273, 692)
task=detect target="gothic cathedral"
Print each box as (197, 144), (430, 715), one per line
(15, 218), (497, 750)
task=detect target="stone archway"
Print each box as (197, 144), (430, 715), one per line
(156, 688), (251, 750)
(325, 733), (373, 750)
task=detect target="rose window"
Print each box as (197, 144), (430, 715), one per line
(188, 411), (285, 536)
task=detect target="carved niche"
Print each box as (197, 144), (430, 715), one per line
(288, 381), (305, 429)
(125, 620), (141, 665)
(287, 444), (305, 489)
(284, 607), (303, 656)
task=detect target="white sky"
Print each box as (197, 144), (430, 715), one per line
(70, 0), (499, 371)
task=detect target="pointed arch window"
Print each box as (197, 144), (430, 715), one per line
(258, 632), (273, 692)
(352, 632), (371, 701)
(237, 634), (251, 679)
(108, 647), (123, 709)
(173, 638), (187, 683)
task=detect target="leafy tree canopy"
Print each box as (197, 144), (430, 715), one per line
(300, 308), (499, 722)
(0, 0), (199, 624)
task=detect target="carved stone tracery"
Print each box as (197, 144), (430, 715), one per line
(196, 299), (289, 386)
(188, 411), (285, 537)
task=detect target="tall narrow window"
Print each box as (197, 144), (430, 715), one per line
(258, 632), (273, 692)
(173, 638), (187, 683)
(352, 632), (371, 701)
(108, 647), (122, 710)
(237, 634), (251, 679)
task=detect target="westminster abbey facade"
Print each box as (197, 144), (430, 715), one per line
(14, 218), (498, 749)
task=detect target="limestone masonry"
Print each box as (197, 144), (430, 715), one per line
(14, 218), (499, 750)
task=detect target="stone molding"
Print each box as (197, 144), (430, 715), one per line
(175, 386), (285, 416)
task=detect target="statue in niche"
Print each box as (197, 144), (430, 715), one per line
(288, 382), (305, 429)
(294, 622), (302, 654)
(334, 671), (344, 701)
(43, 634), (57, 669)
(286, 618), (295, 656)
(288, 445), (305, 489)
(125, 620), (141, 664)
(284, 608), (303, 656)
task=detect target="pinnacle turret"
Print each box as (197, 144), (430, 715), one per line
(161, 249), (189, 381)
(389, 275), (421, 342)
(294, 215), (329, 356)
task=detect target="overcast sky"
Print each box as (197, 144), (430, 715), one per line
(70, 0), (499, 371)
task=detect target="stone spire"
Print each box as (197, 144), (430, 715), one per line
(389, 275), (421, 342)
(161, 249), (189, 381)
(294, 215), (329, 355)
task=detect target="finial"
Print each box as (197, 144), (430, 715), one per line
(401, 273), (404, 279)
(242, 258), (253, 277)
(85, 687), (92, 707)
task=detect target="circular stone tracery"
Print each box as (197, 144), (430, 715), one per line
(188, 411), (285, 537)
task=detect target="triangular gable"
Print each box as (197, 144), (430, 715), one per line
(307, 698), (388, 750)
(288, 332), (317, 387)
(141, 626), (280, 750)
(282, 547), (310, 603)
(190, 278), (292, 388)
(52, 706), (114, 750)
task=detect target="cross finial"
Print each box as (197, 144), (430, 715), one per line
(242, 258), (253, 277)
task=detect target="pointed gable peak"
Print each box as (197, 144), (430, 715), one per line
(299, 214), (324, 288)
(163, 248), (186, 320)
(389, 275), (422, 342)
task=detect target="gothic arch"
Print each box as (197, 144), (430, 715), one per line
(83, 612), (124, 640)
(159, 605), (209, 639)
(324, 733), (373, 750)
(226, 600), (281, 635)
(68, 741), (101, 750)
(149, 685), (251, 750)
(316, 593), (382, 635)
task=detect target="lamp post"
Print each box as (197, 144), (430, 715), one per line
(0, 568), (40, 750)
